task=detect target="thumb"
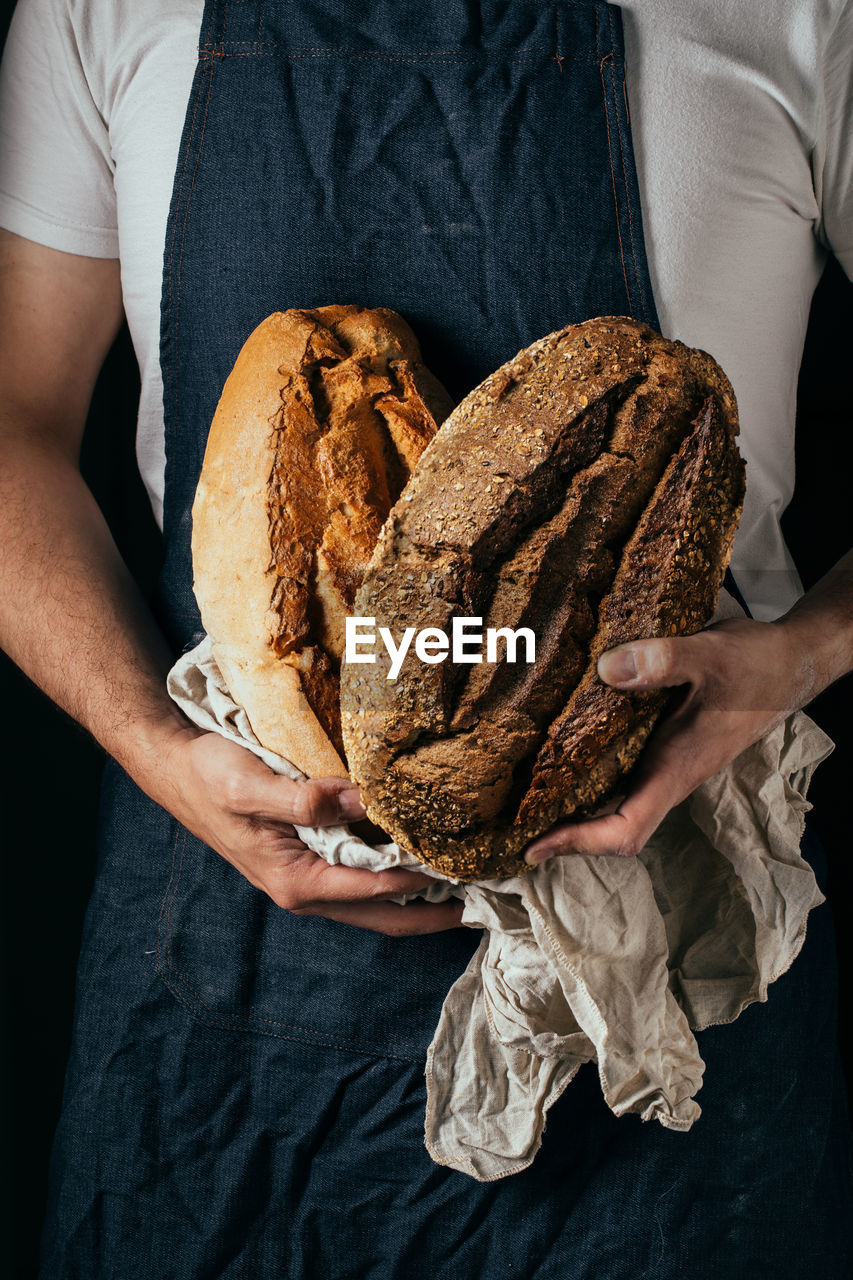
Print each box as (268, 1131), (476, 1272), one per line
(597, 635), (701, 690)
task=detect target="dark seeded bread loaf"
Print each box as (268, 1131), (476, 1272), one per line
(340, 317), (745, 880)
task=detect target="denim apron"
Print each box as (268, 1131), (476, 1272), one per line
(41, 2), (852, 1276)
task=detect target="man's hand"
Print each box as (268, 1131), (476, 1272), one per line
(525, 607), (851, 864)
(160, 730), (464, 934)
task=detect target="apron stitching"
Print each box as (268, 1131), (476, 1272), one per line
(204, 0), (218, 47)
(606, 58), (642, 320)
(155, 823), (183, 974)
(192, 51), (598, 66)
(164, 61), (210, 409)
(158, 827), (429, 1050)
(595, 6), (637, 319)
(198, 41), (554, 50)
(162, 927), (429, 1048)
(607, 6), (648, 323)
(171, 55), (218, 392)
(195, 42), (597, 61)
(165, 949), (428, 1049)
(165, 829), (188, 973)
(598, 51), (635, 318)
(157, 970), (426, 1061)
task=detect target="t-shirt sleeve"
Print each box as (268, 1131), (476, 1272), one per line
(816, 0), (853, 280)
(0, 0), (118, 256)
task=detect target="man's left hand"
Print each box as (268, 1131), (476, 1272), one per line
(524, 616), (816, 864)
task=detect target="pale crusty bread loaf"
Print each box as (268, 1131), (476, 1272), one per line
(191, 305), (453, 778)
(340, 317), (745, 879)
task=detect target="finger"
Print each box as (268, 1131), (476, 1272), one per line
(287, 854), (447, 904)
(525, 736), (698, 863)
(227, 770), (366, 827)
(597, 634), (705, 691)
(298, 896), (466, 937)
(525, 810), (650, 862)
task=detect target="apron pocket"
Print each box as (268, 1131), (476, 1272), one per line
(155, 818), (480, 1059)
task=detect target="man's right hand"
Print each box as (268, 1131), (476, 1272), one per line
(160, 730), (464, 935)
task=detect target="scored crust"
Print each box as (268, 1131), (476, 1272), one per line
(191, 305), (452, 779)
(340, 317), (745, 879)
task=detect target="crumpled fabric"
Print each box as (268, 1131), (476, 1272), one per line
(166, 636), (456, 899)
(167, 620), (832, 1182)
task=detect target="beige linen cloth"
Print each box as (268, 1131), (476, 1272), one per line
(167, 596), (832, 1183)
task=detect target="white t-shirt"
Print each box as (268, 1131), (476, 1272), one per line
(1, 0), (851, 620)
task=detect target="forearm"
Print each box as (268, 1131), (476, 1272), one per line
(773, 548), (853, 706)
(0, 431), (196, 805)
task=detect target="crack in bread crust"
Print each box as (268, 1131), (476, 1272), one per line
(265, 306), (453, 756)
(341, 318), (745, 880)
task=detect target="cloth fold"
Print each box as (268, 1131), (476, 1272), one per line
(167, 621), (832, 1182)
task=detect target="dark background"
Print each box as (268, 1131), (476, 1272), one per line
(1, 0), (852, 1275)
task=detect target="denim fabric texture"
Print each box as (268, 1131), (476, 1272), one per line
(41, 0), (853, 1274)
(41, 766), (853, 1277)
